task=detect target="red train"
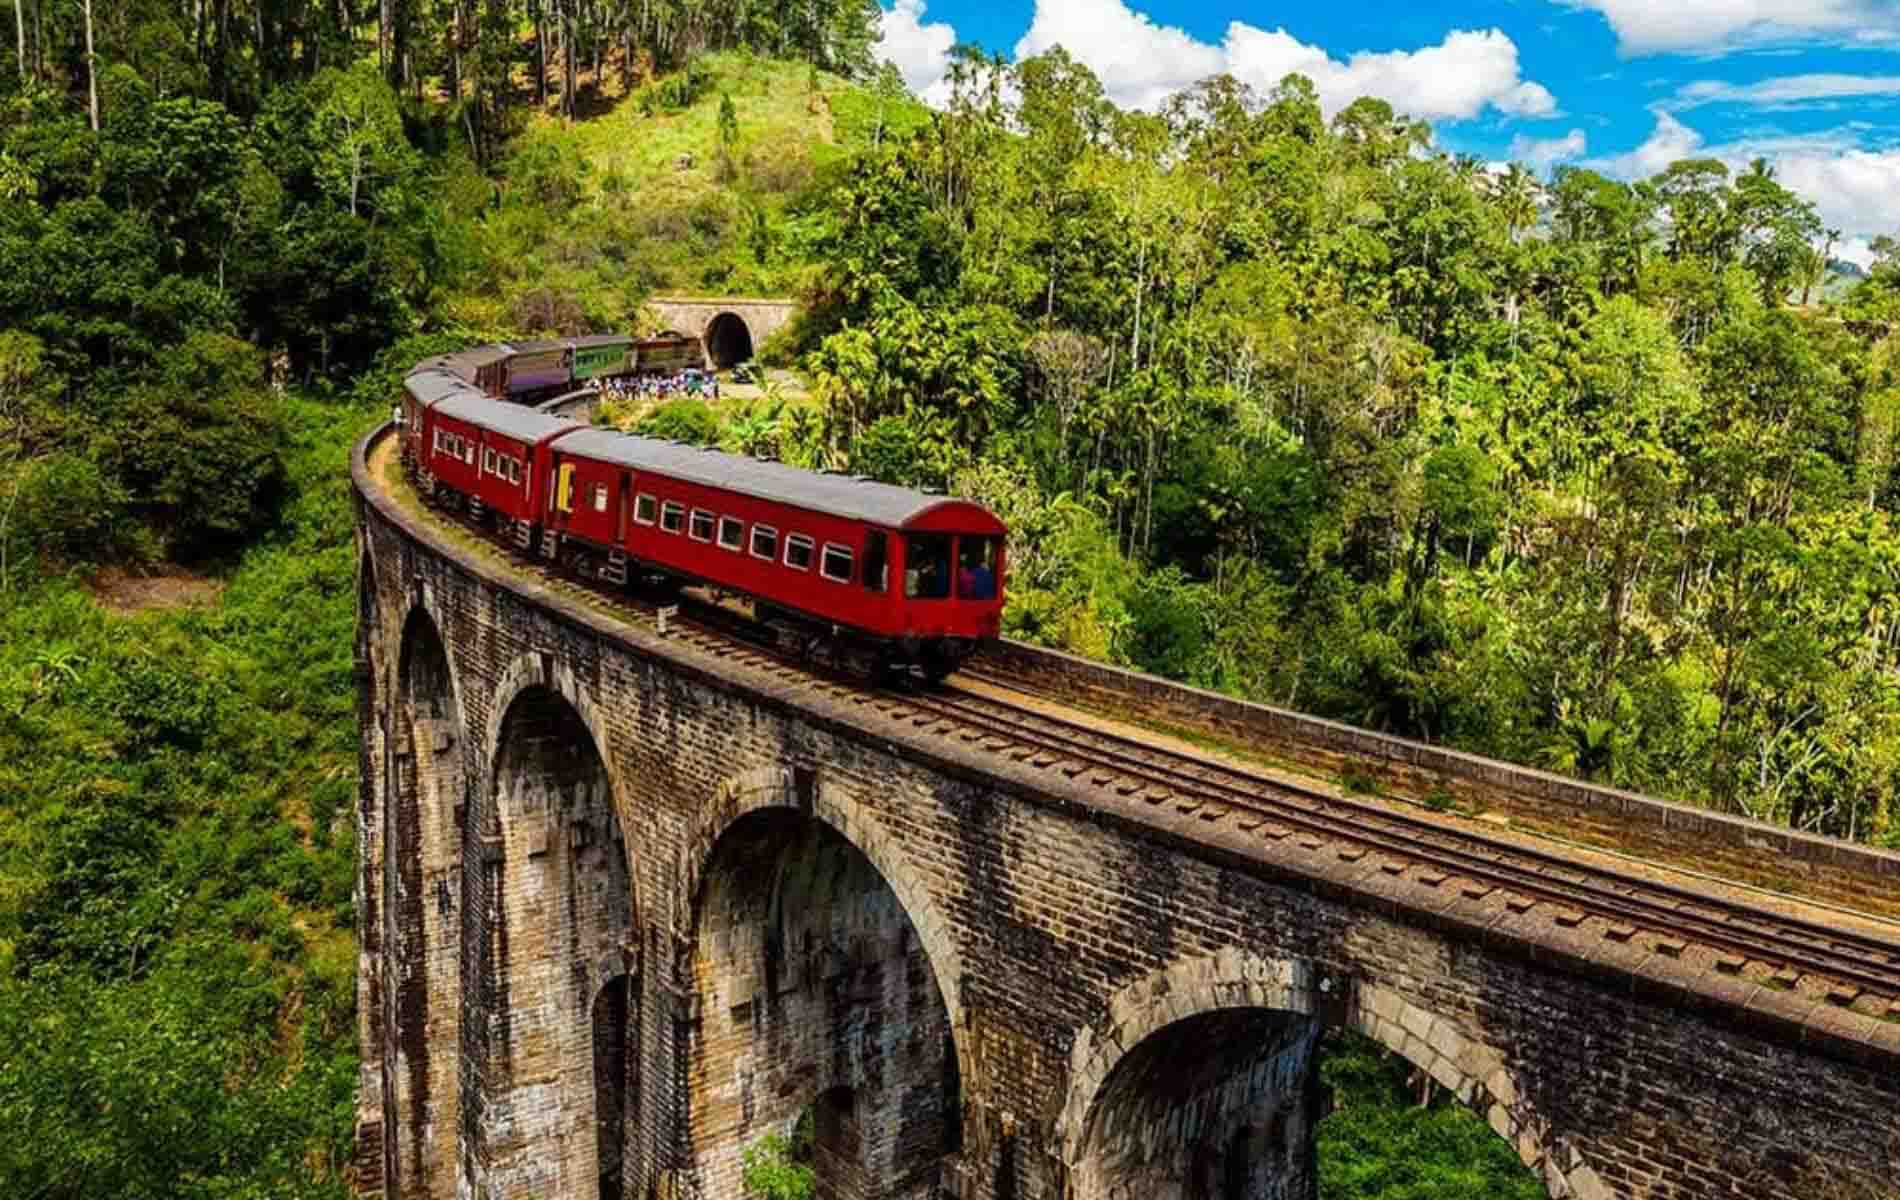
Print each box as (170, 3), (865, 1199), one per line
(398, 347), (1006, 679)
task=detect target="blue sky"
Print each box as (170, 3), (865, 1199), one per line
(876, 0), (1900, 262)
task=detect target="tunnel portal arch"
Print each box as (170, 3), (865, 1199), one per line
(705, 311), (754, 367)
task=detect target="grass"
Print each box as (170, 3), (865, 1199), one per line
(0, 392), (381, 1197)
(458, 52), (931, 325)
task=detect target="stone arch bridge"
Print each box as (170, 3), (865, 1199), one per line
(647, 296), (796, 368)
(352, 424), (1900, 1200)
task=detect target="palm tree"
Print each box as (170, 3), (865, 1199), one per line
(1491, 164), (1541, 245)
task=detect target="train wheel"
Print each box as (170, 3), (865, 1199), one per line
(918, 646), (955, 685)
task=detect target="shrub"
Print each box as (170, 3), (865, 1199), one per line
(3, 451), (127, 570)
(637, 398), (719, 446)
(89, 332), (288, 559)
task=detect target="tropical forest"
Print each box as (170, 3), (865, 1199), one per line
(1, 0), (1897, 1197)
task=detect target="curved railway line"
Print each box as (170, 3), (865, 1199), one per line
(894, 686), (1900, 1003)
(375, 437), (1900, 1019)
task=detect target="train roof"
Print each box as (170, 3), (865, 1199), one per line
(435, 394), (583, 444)
(553, 427), (1000, 529)
(409, 347), (510, 385)
(572, 333), (633, 348)
(506, 338), (569, 356)
(404, 367), (480, 406)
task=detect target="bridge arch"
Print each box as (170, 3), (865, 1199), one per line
(483, 679), (640, 1198)
(683, 772), (967, 1200)
(390, 603), (470, 1200)
(677, 767), (966, 1036)
(704, 311), (754, 367)
(1056, 952), (1608, 1200)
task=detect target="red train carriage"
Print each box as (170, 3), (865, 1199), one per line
(419, 392), (580, 550)
(398, 367), (465, 468)
(543, 429), (1006, 676)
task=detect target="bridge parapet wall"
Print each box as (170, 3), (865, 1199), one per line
(976, 641), (1900, 917)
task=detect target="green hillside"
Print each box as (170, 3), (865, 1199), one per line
(442, 52), (929, 334)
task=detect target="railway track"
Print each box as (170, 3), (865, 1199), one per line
(896, 684), (1900, 1007)
(393, 459), (1900, 1015)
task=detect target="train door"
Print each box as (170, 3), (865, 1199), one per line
(615, 471), (633, 543)
(550, 453), (578, 520)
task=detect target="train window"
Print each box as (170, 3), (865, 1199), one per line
(750, 524), (778, 561)
(660, 501), (684, 533)
(863, 531), (888, 593)
(634, 494), (658, 525)
(821, 544), (854, 583)
(591, 483), (609, 513)
(483, 448), (497, 474)
(784, 534), (814, 571)
(509, 459), (522, 484)
(689, 509), (714, 542)
(957, 536), (1001, 600)
(905, 534), (952, 599)
(717, 516), (743, 551)
(463, 440), (476, 465)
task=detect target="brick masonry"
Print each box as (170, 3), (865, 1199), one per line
(354, 426), (1900, 1200)
(645, 298), (797, 366)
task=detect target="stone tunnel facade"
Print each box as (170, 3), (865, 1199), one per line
(646, 297), (797, 368)
(353, 427), (1900, 1200)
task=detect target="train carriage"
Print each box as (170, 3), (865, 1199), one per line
(398, 368), (467, 468)
(570, 333), (634, 380)
(632, 333), (704, 374)
(502, 339), (573, 396)
(400, 335), (1010, 678)
(544, 430), (1005, 675)
(420, 392), (580, 549)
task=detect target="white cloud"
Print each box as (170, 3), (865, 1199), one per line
(1014, 0), (1556, 119)
(1012, 0), (1222, 111)
(1672, 73), (1900, 109)
(1587, 109), (1705, 177)
(1589, 113), (1900, 244)
(1560, 1), (1900, 56)
(1836, 236), (1878, 269)
(878, 0), (957, 106)
(1510, 128), (1589, 170)
(1773, 146), (1900, 238)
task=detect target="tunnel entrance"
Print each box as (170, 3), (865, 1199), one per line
(705, 312), (754, 368)
(688, 809), (957, 1200)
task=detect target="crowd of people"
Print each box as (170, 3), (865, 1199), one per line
(595, 367), (719, 402)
